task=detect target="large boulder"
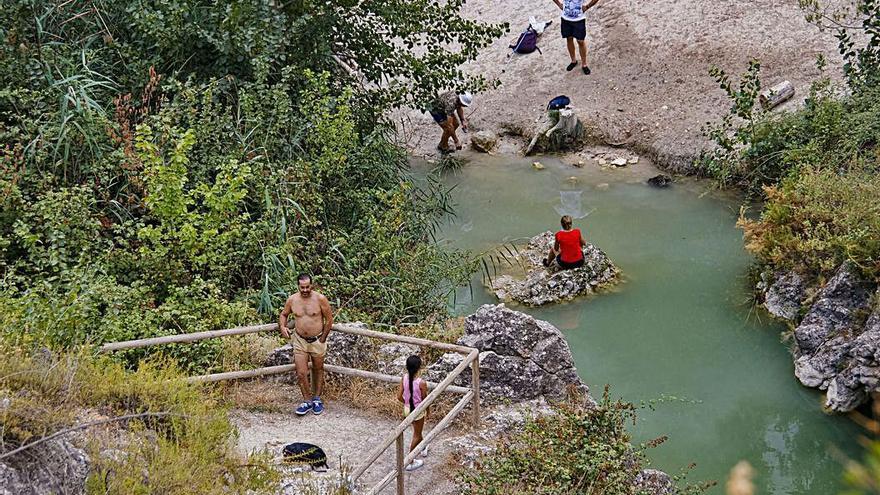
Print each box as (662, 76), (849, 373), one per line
(793, 262), (872, 355)
(788, 262), (879, 412)
(0, 438), (90, 495)
(490, 231), (619, 306)
(428, 304), (589, 404)
(825, 300), (880, 411)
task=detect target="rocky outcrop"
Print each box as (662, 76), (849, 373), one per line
(760, 271), (807, 321)
(0, 438), (90, 495)
(490, 231), (619, 306)
(426, 304), (590, 404)
(787, 262), (878, 411)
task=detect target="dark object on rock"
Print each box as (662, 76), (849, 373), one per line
(283, 442), (329, 471)
(646, 174), (672, 187)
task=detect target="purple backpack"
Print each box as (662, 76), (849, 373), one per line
(510, 28), (540, 54)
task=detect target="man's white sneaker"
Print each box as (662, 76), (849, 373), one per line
(405, 459), (424, 471)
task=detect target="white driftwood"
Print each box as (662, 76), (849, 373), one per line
(524, 108), (582, 155)
(760, 80), (794, 109)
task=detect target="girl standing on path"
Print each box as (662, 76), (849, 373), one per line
(398, 355), (430, 471)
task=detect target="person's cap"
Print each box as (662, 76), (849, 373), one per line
(459, 92), (473, 107)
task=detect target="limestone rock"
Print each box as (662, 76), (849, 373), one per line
(763, 271), (806, 321)
(0, 439), (90, 495)
(793, 262), (872, 355)
(633, 469), (675, 495)
(788, 262), (879, 412)
(376, 342), (420, 375)
(489, 231), (619, 306)
(470, 130), (498, 153)
(825, 299), (880, 411)
(611, 157), (628, 167)
(459, 304), (588, 403)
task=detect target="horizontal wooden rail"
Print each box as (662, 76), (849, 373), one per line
(186, 363), (471, 395)
(99, 324), (276, 352)
(100, 322), (473, 355)
(368, 390), (474, 495)
(350, 349), (477, 483)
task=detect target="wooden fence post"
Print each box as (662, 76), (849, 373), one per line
(396, 433), (406, 495)
(471, 355), (480, 428)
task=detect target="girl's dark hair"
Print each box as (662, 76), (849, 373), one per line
(405, 355), (422, 411)
(560, 215), (573, 230)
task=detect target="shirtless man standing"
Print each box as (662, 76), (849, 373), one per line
(279, 273), (334, 416)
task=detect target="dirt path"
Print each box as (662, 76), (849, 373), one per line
(400, 0), (843, 171)
(230, 384), (462, 495)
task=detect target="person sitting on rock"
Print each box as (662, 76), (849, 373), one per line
(543, 215), (586, 269)
(428, 91), (472, 154)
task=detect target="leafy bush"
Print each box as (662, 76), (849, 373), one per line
(1, 0), (487, 370)
(699, 3), (880, 280)
(457, 390), (711, 495)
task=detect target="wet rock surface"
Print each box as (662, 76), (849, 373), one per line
(490, 231), (619, 306)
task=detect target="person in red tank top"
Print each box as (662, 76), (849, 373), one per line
(543, 215), (586, 270)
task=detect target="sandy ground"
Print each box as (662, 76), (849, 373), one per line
(230, 383), (463, 495)
(399, 0), (844, 171)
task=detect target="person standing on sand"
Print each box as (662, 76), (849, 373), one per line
(279, 274), (334, 416)
(428, 91), (473, 154)
(553, 0), (599, 75)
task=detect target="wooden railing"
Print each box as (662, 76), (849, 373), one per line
(100, 322), (481, 495)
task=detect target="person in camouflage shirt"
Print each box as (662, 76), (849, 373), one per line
(428, 91), (472, 153)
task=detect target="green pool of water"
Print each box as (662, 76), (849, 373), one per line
(427, 153), (861, 494)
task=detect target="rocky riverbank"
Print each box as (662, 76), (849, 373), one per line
(760, 262), (880, 412)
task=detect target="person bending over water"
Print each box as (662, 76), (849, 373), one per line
(543, 215), (586, 269)
(397, 355), (430, 471)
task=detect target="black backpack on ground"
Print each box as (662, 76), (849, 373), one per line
(283, 442), (329, 471)
(510, 28), (540, 54)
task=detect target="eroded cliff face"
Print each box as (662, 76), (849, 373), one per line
(761, 262), (880, 412)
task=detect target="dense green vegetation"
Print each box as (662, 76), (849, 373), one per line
(457, 390), (712, 495)
(700, 1), (880, 282)
(0, 347), (278, 494)
(0, 1), (507, 371)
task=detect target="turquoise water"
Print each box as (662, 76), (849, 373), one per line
(428, 153), (861, 494)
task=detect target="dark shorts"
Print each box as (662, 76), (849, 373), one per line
(430, 110), (449, 124)
(561, 18), (586, 40)
(557, 255), (585, 270)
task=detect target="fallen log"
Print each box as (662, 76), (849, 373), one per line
(760, 80), (794, 110)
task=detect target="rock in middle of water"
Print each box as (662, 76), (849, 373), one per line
(489, 231), (619, 306)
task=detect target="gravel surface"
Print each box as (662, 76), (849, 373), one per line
(399, 0), (844, 172)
